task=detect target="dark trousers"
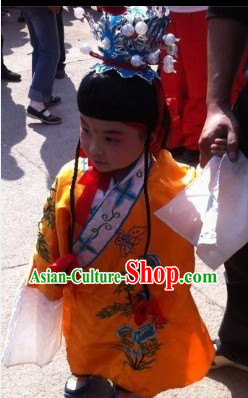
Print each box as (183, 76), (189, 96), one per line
(22, 6), (60, 102)
(56, 8), (65, 71)
(1, 34), (8, 73)
(218, 84), (248, 366)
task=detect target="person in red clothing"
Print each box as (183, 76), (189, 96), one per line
(160, 6), (247, 165)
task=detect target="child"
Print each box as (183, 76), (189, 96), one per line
(3, 7), (226, 398)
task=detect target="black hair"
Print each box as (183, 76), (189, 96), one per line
(70, 70), (170, 300)
(68, 140), (80, 253)
(77, 69), (158, 130)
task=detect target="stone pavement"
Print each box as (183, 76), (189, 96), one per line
(1, 7), (248, 398)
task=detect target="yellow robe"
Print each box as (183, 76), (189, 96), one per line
(25, 150), (214, 398)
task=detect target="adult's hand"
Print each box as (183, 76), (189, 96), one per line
(199, 105), (239, 167)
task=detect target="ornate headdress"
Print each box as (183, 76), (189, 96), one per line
(74, 6), (178, 82)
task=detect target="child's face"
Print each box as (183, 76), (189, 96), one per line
(80, 114), (147, 180)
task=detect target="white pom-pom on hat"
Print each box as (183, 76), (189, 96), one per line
(101, 37), (111, 50)
(163, 55), (175, 65)
(147, 52), (159, 65)
(163, 33), (176, 46)
(135, 21), (148, 36)
(80, 43), (92, 55)
(167, 44), (178, 57)
(131, 55), (144, 67)
(122, 23), (135, 37)
(163, 55), (176, 73)
(163, 63), (176, 73)
(74, 7), (85, 19)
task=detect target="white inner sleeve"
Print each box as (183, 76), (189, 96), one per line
(3, 284), (63, 367)
(155, 153), (248, 269)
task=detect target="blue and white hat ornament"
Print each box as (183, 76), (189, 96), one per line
(74, 6), (179, 82)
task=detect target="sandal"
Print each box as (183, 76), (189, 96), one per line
(26, 105), (62, 124)
(64, 374), (92, 397)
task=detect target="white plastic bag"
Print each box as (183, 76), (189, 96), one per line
(155, 152), (248, 269)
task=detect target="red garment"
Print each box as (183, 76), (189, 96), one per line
(161, 10), (208, 151)
(230, 47), (248, 106)
(161, 10), (247, 151)
(97, 6), (127, 15)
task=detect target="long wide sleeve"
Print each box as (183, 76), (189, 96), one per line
(3, 166), (73, 367)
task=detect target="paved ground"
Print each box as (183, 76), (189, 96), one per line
(1, 7), (248, 398)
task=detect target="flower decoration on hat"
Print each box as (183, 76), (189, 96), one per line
(74, 6), (179, 82)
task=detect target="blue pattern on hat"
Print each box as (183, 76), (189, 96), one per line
(83, 6), (171, 82)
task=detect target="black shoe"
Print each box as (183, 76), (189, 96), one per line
(211, 341), (248, 372)
(182, 149), (200, 166)
(44, 96), (62, 107)
(64, 375), (91, 397)
(26, 106), (62, 124)
(2, 68), (21, 82)
(113, 384), (141, 398)
(55, 68), (66, 79)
